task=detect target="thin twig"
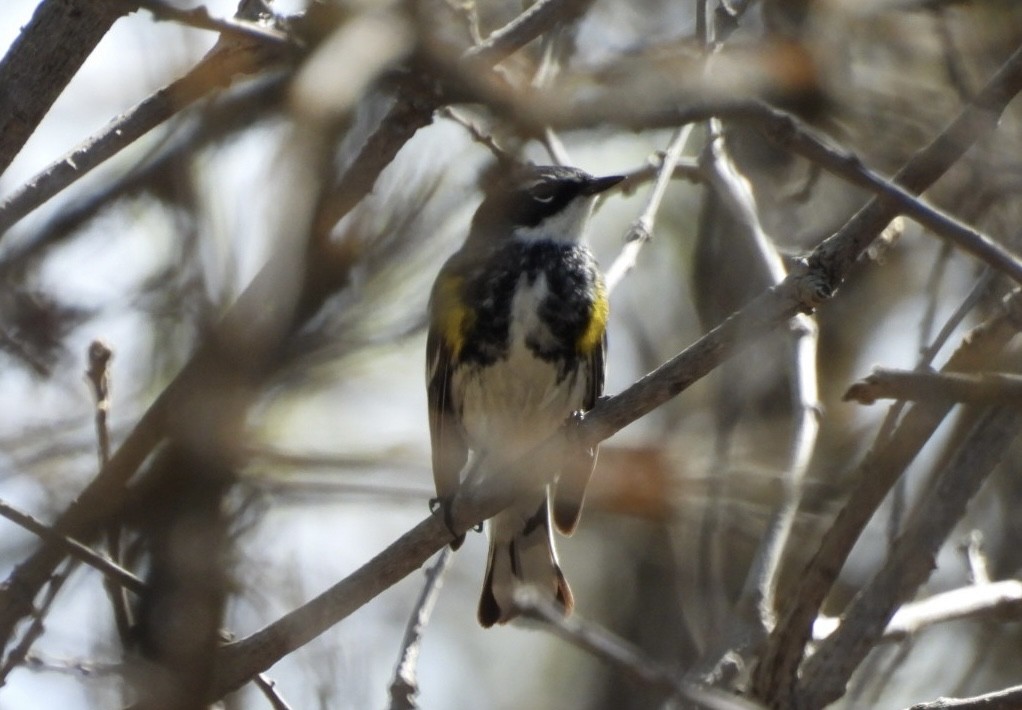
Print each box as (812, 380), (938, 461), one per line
(604, 125), (692, 293)
(387, 548), (453, 710)
(812, 579), (1022, 644)
(0, 498), (145, 595)
(122, 0), (294, 46)
(253, 673), (295, 710)
(907, 683), (1022, 710)
(844, 368), (1022, 406)
(0, 559), (74, 683)
(85, 340), (113, 469)
(436, 107), (512, 164)
(514, 589), (763, 710)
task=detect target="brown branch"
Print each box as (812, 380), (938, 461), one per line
(752, 287), (1022, 707)
(844, 368), (1022, 406)
(751, 41), (1022, 705)
(0, 498), (144, 595)
(514, 589), (763, 710)
(0, 0), (129, 177)
(0, 33), (288, 239)
(800, 406), (1022, 708)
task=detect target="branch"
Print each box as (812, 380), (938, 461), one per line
(800, 406), (1022, 708)
(813, 580), (1022, 645)
(514, 589), (763, 710)
(122, 0), (293, 46)
(844, 368), (1022, 406)
(387, 548), (453, 710)
(0, 497), (144, 595)
(0, 32), (288, 239)
(907, 684), (1022, 710)
(752, 41), (1022, 704)
(753, 287), (1022, 706)
(0, 0), (128, 176)
(604, 125), (692, 293)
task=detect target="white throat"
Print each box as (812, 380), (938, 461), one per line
(511, 196), (596, 243)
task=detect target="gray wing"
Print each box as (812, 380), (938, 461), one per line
(553, 330), (605, 535)
(426, 311), (468, 502)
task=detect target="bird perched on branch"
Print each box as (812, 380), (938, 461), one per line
(426, 163), (620, 627)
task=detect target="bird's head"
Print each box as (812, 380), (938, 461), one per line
(468, 164), (623, 246)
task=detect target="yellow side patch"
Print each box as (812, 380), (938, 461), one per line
(576, 279), (608, 355)
(436, 275), (473, 358)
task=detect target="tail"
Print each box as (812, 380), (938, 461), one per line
(478, 498), (573, 627)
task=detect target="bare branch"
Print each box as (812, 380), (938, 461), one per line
(800, 406), (1022, 708)
(845, 368), (1022, 406)
(0, 0), (128, 176)
(906, 684), (1022, 710)
(514, 589), (763, 710)
(0, 34), (288, 239)
(753, 287), (1022, 706)
(121, 0), (293, 46)
(813, 580), (1022, 644)
(0, 498), (144, 595)
(387, 548), (453, 710)
(604, 125), (692, 293)
(752, 41), (1022, 704)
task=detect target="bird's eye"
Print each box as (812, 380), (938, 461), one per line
(529, 183), (558, 203)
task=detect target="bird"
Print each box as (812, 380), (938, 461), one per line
(426, 163), (621, 627)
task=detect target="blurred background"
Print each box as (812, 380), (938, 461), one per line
(2, 0), (1022, 708)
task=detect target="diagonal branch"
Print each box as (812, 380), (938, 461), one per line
(0, 0), (129, 176)
(0, 33), (289, 239)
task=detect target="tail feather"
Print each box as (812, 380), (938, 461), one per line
(477, 499), (573, 627)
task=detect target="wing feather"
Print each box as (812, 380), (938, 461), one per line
(553, 330), (606, 535)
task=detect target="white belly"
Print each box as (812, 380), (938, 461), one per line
(454, 273), (587, 462)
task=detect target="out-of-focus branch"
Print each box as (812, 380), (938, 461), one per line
(121, 0), (293, 46)
(906, 684), (1022, 710)
(0, 34), (289, 239)
(514, 589), (763, 710)
(387, 548), (452, 710)
(753, 288), (1022, 707)
(0, 0), (128, 176)
(0, 70), (288, 274)
(800, 406), (1022, 708)
(844, 368), (1022, 406)
(813, 579), (1022, 644)
(604, 125), (692, 293)
(0, 498), (144, 594)
(752, 43), (1022, 705)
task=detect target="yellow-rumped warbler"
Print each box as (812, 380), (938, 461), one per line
(426, 164), (622, 627)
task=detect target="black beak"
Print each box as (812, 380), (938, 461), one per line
(581, 174), (625, 196)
